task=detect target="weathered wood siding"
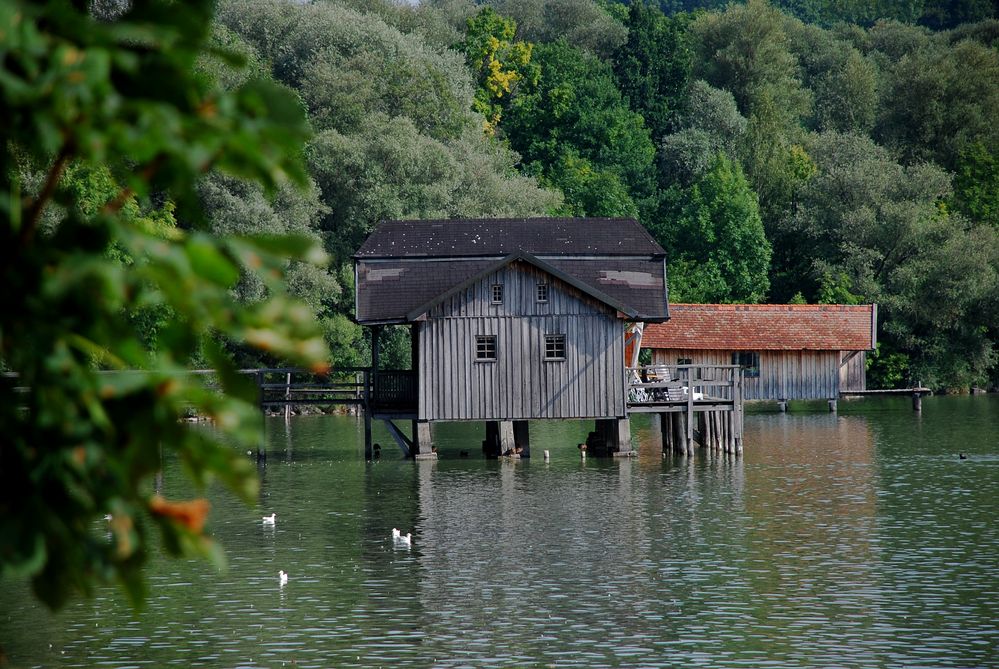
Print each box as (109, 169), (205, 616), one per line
(651, 348), (845, 400)
(418, 263), (626, 421)
(839, 350), (866, 392)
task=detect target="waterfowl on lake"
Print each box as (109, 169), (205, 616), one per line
(959, 453), (968, 460)
(279, 570), (288, 585)
(262, 513), (276, 524)
(396, 532), (412, 547)
(392, 528), (401, 539)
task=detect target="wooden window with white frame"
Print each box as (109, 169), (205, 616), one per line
(544, 334), (566, 361)
(491, 284), (503, 304)
(536, 282), (549, 303)
(476, 335), (497, 361)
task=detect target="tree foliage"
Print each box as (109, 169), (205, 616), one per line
(612, 2), (692, 142)
(504, 40), (656, 216)
(786, 132), (999, 385)
(459, 7), (538, 132)
(653, 154), (771, 303)
(1, 0), (329, 610)
(218, 0), (560, 365)
(489, 0), (629, 57)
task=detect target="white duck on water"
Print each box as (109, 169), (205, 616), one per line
(279, 570), (288, 585)
(262, 513), (276, 525)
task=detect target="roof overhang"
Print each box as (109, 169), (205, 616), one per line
(404, 250), (641, 322)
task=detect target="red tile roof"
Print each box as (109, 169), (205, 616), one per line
(642, 304), (876, 351)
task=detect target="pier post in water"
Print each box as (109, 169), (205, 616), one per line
(483, 421), (515, 457)
(413, 420), (436, 460)
(611, 417), (634, 456)
(513, 420), (531, 458)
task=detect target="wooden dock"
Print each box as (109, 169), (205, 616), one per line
(839, 386), (932, 411)
(626, 364), (744, 455)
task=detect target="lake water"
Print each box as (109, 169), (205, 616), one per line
(2, 396), (997, 668)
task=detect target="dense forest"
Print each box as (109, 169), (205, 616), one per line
(205, 0), (999, 391)
(54, 0), (999, 390)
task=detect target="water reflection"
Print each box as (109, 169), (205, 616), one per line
(0, 398), (996, 668)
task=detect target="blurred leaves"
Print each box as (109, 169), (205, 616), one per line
(0, 0), (327, 610)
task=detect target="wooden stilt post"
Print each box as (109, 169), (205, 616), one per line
(612, 417), (633, 457)
(413, 420), (435, 460)
(675, 413), (687, 455)
(711, 411), (721, 451)
(663, 413), (675, 455)
(720, 412), (726, 452)
(284, 371), (292, 421)
(912, 392), (922, 412)
(663, 414), (672, 454)
(363, 368), (372, 461)
(685, 368), (694, 454)
(723, 411), (735, 453)
(735, 369), (744, 454)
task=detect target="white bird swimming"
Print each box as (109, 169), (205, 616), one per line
(396, 532), (412, 547)
(262, 513), (276, 525)
(391, 528), (401, 539)
(278, 570), (288, 585)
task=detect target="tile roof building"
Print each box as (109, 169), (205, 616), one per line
(643, 304), (877, 402)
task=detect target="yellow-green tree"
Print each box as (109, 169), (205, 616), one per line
(460, 7), (538, 133)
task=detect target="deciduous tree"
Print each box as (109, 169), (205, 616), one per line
(1, 0), (329, 610)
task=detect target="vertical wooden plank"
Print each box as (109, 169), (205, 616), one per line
(422, 321), (431, 420)
(442, 318), (451, 419)
(530, 315), (540, 418)
(459, 318), (469, 420)
(510, 310), (524, 418)
(561, 315), (570, 417)
(506, 314), (514, 418)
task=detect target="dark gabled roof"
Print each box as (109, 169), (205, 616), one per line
(354, 218), (665, 258)
(642, 304), (877, 351)
(405, 251), (639, 321)
(354, 218), (669, 324)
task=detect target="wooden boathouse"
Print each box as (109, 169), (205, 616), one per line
(642, 304), (877, 411)
(354, 217), (672, 459)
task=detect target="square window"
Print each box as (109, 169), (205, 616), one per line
(476, 335), (497, 361)
(536, 283), (549, 303)
(732, 351), (760, 378)
(544, 334), (566, 360)
(491, 284), (503, 304)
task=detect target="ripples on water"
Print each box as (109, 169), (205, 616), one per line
(1, 396), (997, 668)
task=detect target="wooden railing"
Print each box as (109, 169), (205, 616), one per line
(369, 370), (417, 413)
(253, 367), (370, 407)
(626, 364), (742, 406)
(193, 367), (417, 413)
